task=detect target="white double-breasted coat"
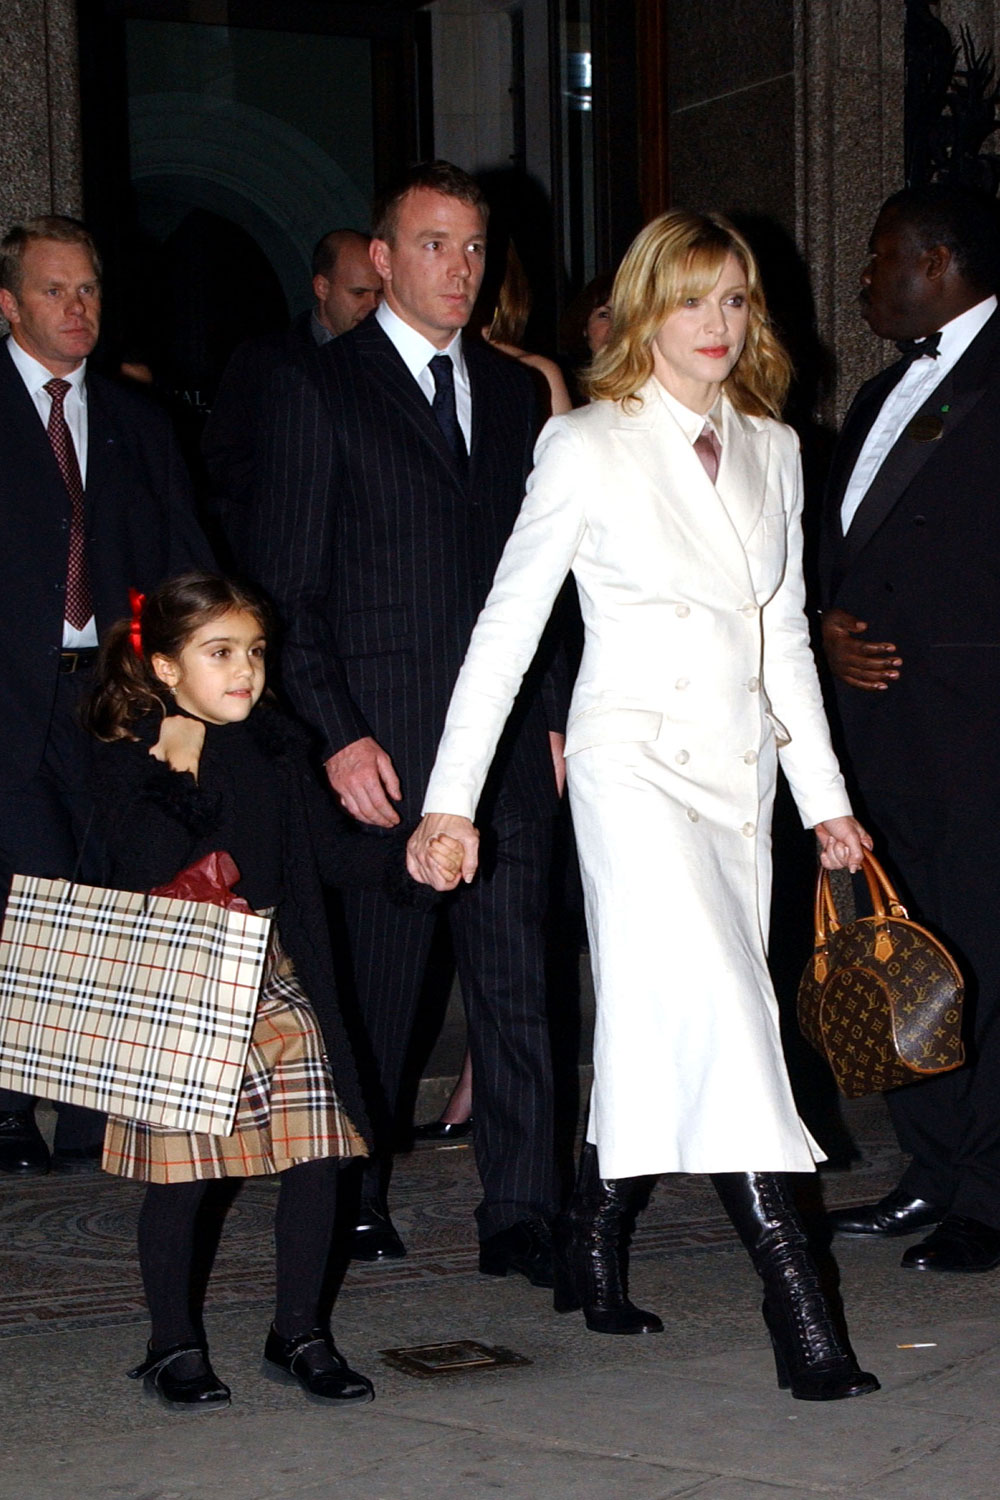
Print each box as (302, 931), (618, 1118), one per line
(423, 382), (852, 1177)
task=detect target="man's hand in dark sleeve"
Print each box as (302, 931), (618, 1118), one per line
(821, 607), (901, 691)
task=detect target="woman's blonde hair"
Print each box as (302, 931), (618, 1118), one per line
(583, 209), (791, 417)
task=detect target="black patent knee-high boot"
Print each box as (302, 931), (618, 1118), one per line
(711, 1172), (879, 1401)
(553, 1143), (663, 1334)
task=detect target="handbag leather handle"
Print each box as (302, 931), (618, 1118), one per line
(857, 849), (908, 922)
(810, 848), (909, 980)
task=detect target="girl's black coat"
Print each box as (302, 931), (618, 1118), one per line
(92, 704), (425, 1148)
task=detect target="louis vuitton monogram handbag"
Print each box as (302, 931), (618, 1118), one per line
(797, 850), (965, 1099)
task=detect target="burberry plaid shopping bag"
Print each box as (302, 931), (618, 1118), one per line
(0, 873), (271, 1134)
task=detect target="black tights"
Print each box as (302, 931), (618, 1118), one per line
(137, 1158), (341, 1349)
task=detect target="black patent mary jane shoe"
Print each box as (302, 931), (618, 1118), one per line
(262, 1326), (375, 1405)
(129, 1343), (231, 1412)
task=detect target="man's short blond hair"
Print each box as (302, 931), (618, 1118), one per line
(0, 216), (102, 297)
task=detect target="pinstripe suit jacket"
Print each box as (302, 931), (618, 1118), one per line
(252, 314), (561, 825)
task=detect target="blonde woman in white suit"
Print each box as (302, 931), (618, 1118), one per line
(408, 211), (879, 1402)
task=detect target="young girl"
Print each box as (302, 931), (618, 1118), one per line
(86, 572), (458, 1412)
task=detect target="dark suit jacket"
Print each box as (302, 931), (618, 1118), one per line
(201, 309), (321, 520)
(0, 342), (212, 785)
(818, 309), (1000, 805)
(249, 313), (561, 825)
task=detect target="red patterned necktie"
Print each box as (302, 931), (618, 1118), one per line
(694, 422), (721, 484)
(44, 377), (93, 629)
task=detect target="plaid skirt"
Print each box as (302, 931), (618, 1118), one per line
(102, 932), (367, 1185)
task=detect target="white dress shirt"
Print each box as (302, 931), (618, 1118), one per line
(653, 379), (723, 446)
(841, 295), (997, 533)
(6, 335), (97, 647)
(375, 300), (473, 450)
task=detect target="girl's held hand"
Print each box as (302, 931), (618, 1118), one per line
(407, 813), (479, 890)
(427, 834), (465, 886)
(149, 716), (206, 779)
(814, 816), (873, 874)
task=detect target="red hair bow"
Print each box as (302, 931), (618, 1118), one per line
(129, 588), (146, 657)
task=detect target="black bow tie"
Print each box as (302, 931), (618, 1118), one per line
(895, 331), (942, 363)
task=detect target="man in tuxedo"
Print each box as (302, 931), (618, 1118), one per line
(820, 184), (1000, 1271)
(0, 215), (211, 1174)
(250, 161), (563, 1282)
(202, 229), (381, 528)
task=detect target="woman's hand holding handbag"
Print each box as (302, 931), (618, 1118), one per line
(797, 850), (965, 1099)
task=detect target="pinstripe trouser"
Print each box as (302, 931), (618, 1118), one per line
(340, 811), (558, 1239)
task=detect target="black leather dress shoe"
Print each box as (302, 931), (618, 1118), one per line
(0, 1111), (50, 1175)
(412, 1117), (473, 1145)
(828, 1188), (944, 1238)
(901, 1214), (1000, 1272)
(479, 1217), (555, 1287)
(51, 1143), (104, 1174)
(128, 1343), (230, 1411)
(351, 1201), (407, 1261)
(263, 1326), (374, 1403)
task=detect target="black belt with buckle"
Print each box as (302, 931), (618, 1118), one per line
(59, 648), (99, 674)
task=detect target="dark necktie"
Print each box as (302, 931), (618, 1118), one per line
(894, 330), (942, 365)
(694, 422), (721, 484)
(428, 354), (468, 462)
(44, 377), (93, 630)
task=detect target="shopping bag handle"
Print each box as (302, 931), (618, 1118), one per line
(60, 810), (96, 901)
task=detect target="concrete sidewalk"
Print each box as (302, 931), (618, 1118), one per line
(2, 1097), (998, 1500)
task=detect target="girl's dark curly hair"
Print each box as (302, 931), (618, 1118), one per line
(84, 572), (270, 742)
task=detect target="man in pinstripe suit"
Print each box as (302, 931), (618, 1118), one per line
(249, 162), (563, 1284)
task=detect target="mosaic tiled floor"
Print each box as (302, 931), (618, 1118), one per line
(0, 1096), (903, 1339)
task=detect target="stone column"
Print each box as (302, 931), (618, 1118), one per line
(794, 1), (905, 422)
(0, 0), (83, 230)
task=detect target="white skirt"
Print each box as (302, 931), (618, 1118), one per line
(567, 733), (823, 1179)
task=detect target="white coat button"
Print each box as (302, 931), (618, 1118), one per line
(687, 808), (699, 822)
(675, 749), (690, 765)
(675, 604), (690, 618)
(740, 604), (758, 618)
(744, 750), (758, 765)
(675, 677), (689, 690)
(747, 676), (760, 692)
(742, 822), (756, 837)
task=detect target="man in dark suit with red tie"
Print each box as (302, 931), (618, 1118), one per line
(819, 184), (1000, 1272)
(0, 216), (211, 1174)
(249, 162), (563, 1283)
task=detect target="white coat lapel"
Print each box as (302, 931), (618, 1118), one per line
(609, 381), (754, 595)
(716, 400), (770, 545)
